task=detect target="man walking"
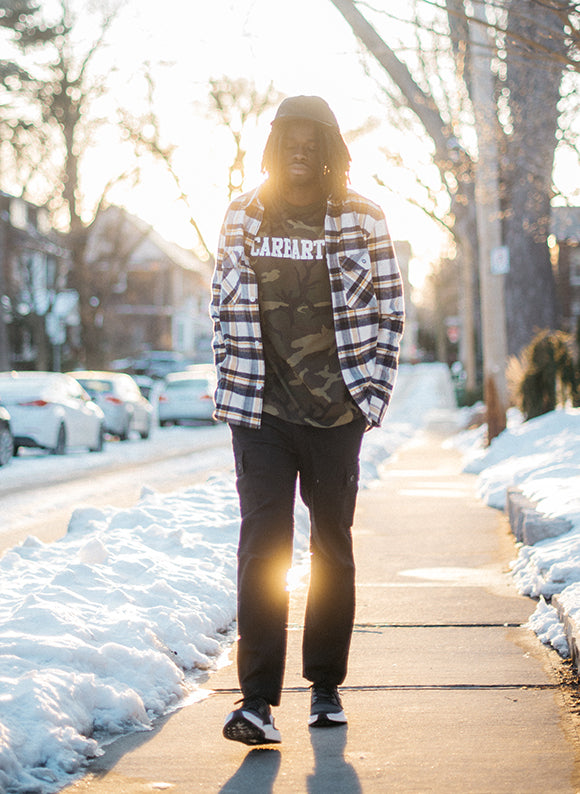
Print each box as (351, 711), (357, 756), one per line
(211, 95), (405, 745)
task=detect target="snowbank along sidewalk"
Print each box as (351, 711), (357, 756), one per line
(453, 406), (580, 659)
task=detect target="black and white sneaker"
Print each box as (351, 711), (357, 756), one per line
(308, 684), (347, 728)
(223, 697), (282, 745)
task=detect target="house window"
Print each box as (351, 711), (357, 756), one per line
(126, 271), (157, 305)
(46, 255), (57, 290)
(571, 247), (580, 286)
(175, 318), (185, 349)
(36, 208), (51, 235)
(10, 198), (27, 230)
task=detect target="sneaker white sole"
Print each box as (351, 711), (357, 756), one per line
(223, 709), (282, 745)
(308, 709), (347, 727)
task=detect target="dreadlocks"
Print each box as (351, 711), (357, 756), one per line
(261, 120), (351, 202)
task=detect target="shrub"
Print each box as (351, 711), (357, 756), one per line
(516, 329), (577, 420)
(575, 317), (580, 408)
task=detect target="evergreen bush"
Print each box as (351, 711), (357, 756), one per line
(517, 329), (577, 420)
(575, 317), (580, 408)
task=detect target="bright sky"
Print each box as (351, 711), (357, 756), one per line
(71, 0), (448, 289)
(8, 0), (580, 292)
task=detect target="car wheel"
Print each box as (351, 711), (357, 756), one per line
(90, 424), (105, 453)
(52, 423), (67, 455)
(139, 420), (151, 440)
(0, 426), (13, 466)
(118, 420), (131, 441)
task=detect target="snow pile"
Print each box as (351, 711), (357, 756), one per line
(526, 596), (569, 658)
(463, 407), (580, 515)
(0, 478), (242, 792)
(454, 407), (580, 658)
(0, 362), (457, 792)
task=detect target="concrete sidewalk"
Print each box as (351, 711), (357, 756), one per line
(64, 426), (580, 793)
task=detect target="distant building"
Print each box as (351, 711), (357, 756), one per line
(0, 192), (77, 371)
(394, 240), (419, 363)
(550, 206), (580, 336)
(86, 206), (213, 366)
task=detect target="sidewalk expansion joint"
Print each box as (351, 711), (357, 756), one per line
(355, 622), (524, 629)
(287, 622), (524, 630)
(210, 683), (560, 694)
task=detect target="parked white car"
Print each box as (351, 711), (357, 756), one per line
(158, 367), (217, 426)
(67, 371), (154, 440)
(0, 401), (14, 466)
(0, 372), (106, 455)
(131, 351), (191, 380)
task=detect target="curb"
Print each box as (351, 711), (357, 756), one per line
(507, 487), (580, 668)
(505, 486), (572, 545)
(553, 594), (580, 669)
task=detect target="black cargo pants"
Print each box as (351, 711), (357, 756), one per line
(230, 413), (366, 706)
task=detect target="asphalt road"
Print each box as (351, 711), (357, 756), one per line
(0, 423), (232, 555)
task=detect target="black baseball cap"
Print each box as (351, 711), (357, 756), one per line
(272, 95), (340, 130)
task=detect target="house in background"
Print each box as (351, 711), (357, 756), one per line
(550, 206), (580, 337)
(86, 206), (214, 367)
(393, 240), (420, 364)
(0, 192), (77, 371)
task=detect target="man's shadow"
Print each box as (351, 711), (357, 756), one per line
(218, 728), (361, 793)
(308, 726), (362, 793)
(219, 748), (281, 793)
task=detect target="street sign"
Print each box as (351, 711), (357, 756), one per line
(447, 325), (460, 344)
(490, 245), (510, 274)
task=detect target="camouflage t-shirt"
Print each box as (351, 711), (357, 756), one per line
(250, 196), (360, 428)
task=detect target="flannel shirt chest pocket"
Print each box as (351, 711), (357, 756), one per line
(339, 249), (377, 310)
(219, 252), (259, 305)
(218, 256), (261, 357)
(220, 264), (243, 305)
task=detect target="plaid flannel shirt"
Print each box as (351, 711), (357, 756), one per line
(210, 185), (405, 429)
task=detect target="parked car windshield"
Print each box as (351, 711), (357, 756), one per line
(75, 379), (114, 395)
(0, 375), (57, 402)
(165, 378), (212, 391)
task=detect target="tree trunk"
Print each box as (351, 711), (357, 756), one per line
(469, 3), (508, 439)
(329, 0), (481, 389)
(502, 0), (565, 355)
(30, 313), (50, 370)
(0, 222), (11, 370)
(451, 185), (480, 392)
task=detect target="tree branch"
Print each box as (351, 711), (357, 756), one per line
(329, 0), (454, 162)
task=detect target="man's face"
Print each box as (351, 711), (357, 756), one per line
(279, 120), (323, 193)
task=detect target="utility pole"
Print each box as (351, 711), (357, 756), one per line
(469, 3), (508, 442)
(0, 217), (11, 371)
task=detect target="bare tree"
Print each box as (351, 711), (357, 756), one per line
(329, 0), (577, 363)
(500, 0), (571, 354)
(208, 77), (283, 200)
(118, 68), (214, 264)
(119, 73), (283, 262)
(0, 0), (63, 368)
(0, 0), (139, 367)
(331, 0), (480, 392)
